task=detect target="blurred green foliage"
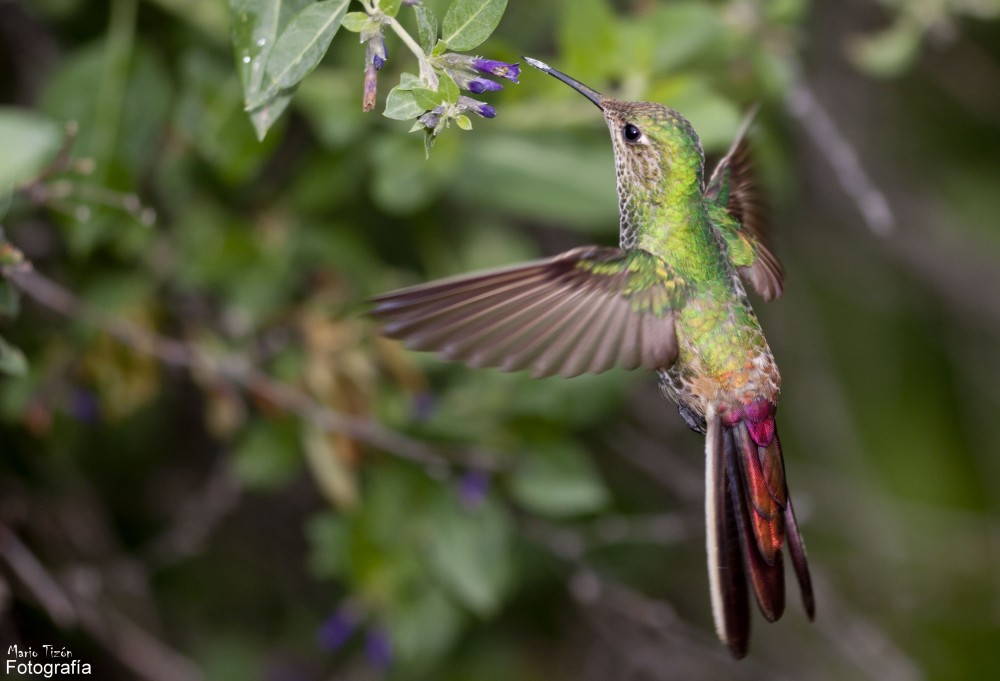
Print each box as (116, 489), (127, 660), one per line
(2, 0), (1000, 680)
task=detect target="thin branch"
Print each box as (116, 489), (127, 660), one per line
(0, 527), (77, 628)
(74, 601), (203, 681)
(0, 527), (202, 681)
(525, 507), (920, 681)
(785, 74), (896, 236)
(811, 572), (925, 681)
(386, 16), (438, 87)
(523, 520), (791, 681)
(140, 463), (242, 570)
(523, 513), (691, 559)
(1, 262), (500, 475)
(359, 0), (438, 87)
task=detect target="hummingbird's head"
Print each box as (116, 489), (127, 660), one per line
(523, 58), (706, 203)
(599, 99), (706, 195)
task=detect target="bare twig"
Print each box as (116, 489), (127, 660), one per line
(811, 572), (925, 681)
(1, 262), (497, 475)
(140, 463), (242, 569)
(74, 601), (202, 681)
(0, 527), (77, 627)
(785, 75), (896, 236)
(528, 516), (921, 681)
(523, 513), (691, 559)
(0, 527), (201, 681)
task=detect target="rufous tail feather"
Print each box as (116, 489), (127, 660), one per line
(705, 401), (815, 658)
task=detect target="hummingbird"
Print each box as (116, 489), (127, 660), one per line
(369, 57), (814, 657)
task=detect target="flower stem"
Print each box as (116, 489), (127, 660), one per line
(385, 16), (438, 88)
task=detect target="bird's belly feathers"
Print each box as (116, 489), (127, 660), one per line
(657, 295), (780, 414)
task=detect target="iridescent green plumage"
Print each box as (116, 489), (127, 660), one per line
(370, 58), (813, 658)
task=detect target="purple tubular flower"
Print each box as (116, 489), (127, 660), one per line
(365, 627), (392, 669)
(362, 32), (385, 111)
(444, 66), (504, 95)
(468, 78), (503, 94)
(459, 96), (496, 119)
(471, 58), (520, 83)
(366, 32), (387, 71)
(318, 609), (358, 651)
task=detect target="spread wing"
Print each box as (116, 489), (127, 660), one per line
(705, 107), (785, 302)
(370, 246), (686, 378)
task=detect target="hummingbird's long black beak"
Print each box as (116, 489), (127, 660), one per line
(523, 57), (604, 110)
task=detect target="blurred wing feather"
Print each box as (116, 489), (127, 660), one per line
(370, 246), (684, 378)
(705, 107), (785, 302)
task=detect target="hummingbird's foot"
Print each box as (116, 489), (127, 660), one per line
(678, 403), (707, 434)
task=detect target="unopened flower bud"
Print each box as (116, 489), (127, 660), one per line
(459, 96), (496, 119)
(470, 58), (520, 83)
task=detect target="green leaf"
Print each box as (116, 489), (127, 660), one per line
(847, 20), (922, 78)
(0, 108), (62, 191)
(341, 11), (370, 32)
(397, 72), (423, 90)
(0, 335), (27, 377)
(384, 85), (425, 120)
(431, 38), (448, 56)
(246, 93), (294, 140)
(439, 69), (460, 104)
(423, 128), (435, 158)
(412, 87), (443, 110)
(37, 44), (171, 254)
(509, 443), (609, 518)
(414, 5), (438, 54)
(379, 0), (402, 18)
(425, 493), (511, 616)
(175, 49), (277, 183)
(305, 511), (351, 578)
(441, 0), (506, 51)
(230, 0), (311, 138)
(302, 425), (358, 509)
(230, 0), (311, 105)
(248, 0), (350, 110)
(388, 587), (464, 669)
(40, 43), (172, 183)
(231, 421), (302, 490)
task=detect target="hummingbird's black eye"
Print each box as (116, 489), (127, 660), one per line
(622, 123), (641, 142)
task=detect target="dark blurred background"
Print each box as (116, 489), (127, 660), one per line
(1, 0), (999, 679)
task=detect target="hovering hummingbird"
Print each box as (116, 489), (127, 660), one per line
(370, 57), (814, 657)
